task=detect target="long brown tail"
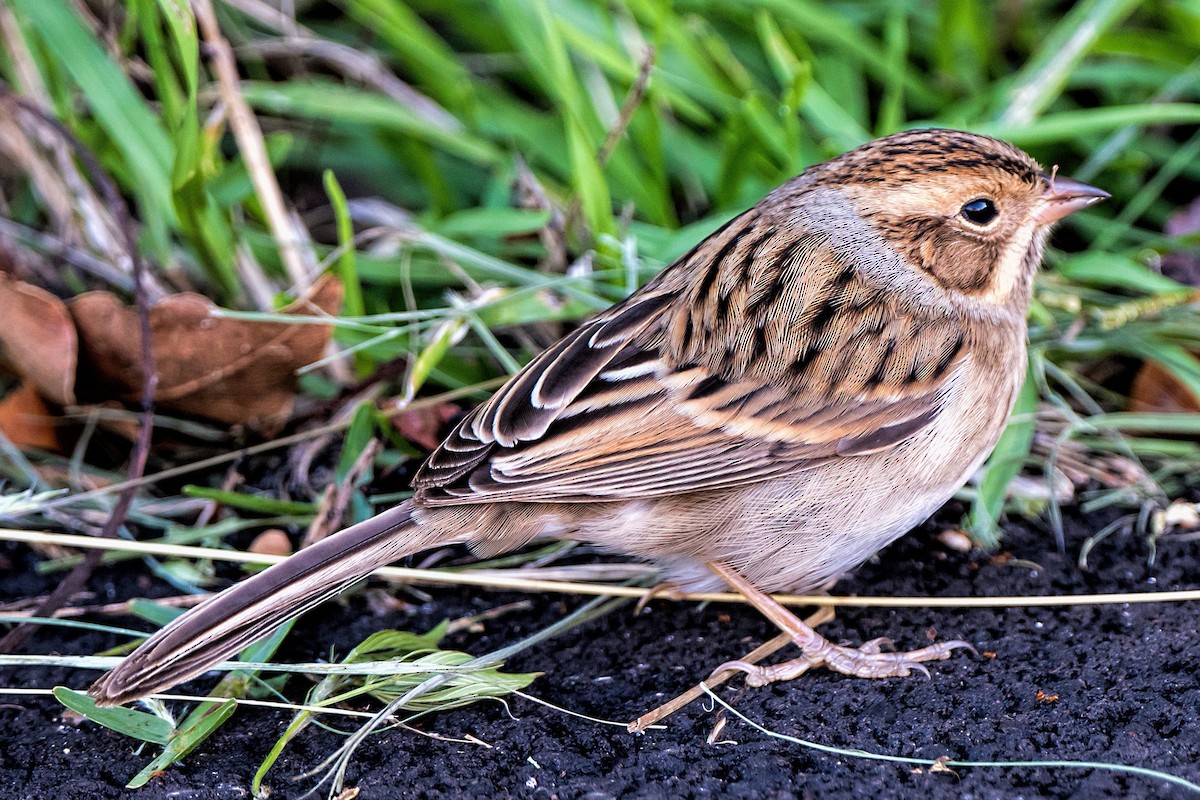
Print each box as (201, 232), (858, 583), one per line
(88, 501), (446, 706)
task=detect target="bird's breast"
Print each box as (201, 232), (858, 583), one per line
(592, 340), (1028, 594)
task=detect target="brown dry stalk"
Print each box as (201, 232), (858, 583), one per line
(0, 593), (206, 619)
(4, 529), (1200, 610)
(192, 0), (310, 288)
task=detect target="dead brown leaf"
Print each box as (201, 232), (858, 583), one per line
(0, 274), (77, 404)
(1130, 200), (1200, 416)
(0, 382), (58, 450)
(928, 756), (959, 777)
(1130, 359), (1200, 415)
(389, 399), (460, 450)
(71, 273), (342, 431)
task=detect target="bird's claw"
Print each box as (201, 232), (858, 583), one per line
(716, 637), (975, 686)
(713, 656), (818, 687)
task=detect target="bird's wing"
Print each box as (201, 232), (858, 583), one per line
(414, 211), (968, 504)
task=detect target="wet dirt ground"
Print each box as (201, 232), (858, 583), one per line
(2, 504), (1198, 799)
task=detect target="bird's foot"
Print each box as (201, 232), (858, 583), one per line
(705, 560), (975, 687)
(716, 635), (975, 687)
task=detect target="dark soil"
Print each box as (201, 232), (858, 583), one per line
(2, 506), (1199, 800)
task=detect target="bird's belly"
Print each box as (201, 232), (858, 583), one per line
(643, 469), (959, 594)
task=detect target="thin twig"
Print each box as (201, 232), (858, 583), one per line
(565, 46), (655, 235)
(0, 593), (206, 618)
(597, 47), (655, 167)
(0, 95), (157, 654)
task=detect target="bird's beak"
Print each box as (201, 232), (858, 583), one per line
(1033, 171), (1110, 224)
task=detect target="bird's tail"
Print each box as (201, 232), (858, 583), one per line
(88, 501), (445, 706)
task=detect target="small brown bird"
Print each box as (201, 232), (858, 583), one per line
(89, 129), (1108, 705)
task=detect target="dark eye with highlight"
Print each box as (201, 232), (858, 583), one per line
(961, 198), (998, 225)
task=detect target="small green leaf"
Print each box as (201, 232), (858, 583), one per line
(129, 598), (188, 628)
(181, 486), (317, 516)
(53, 687), (173, 745)
(335, 402), (380, 482)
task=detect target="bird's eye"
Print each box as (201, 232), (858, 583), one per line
(961, 198), (998, 225)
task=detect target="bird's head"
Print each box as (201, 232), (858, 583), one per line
(810, 128), (1108, 308)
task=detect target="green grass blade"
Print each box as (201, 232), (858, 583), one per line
(997, 0), (1142, 125)
(967, 373), (1038, 547)
(10, 0), (177, 251)
(127, 700), (237, 788)
(323, 170), (365, 318)
(982, 103), (1200, 145)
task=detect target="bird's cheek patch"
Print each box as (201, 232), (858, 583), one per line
(922, 233), (992, 293)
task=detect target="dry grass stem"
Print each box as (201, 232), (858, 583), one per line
(193, 0), (310, 288)
(4, 529), (1199, 609)
(0, 593), (206, 619)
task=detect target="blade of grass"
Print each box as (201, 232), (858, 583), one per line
(966, 374), (1039, 547)
(997, 0), (1141, 125)
(982, 103), (1200, 145)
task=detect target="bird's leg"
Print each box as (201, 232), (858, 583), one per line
(634, 581), (684, 615)
(707, 561), (974, 687)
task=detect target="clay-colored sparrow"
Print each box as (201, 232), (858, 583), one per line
(90, 129), (1108, 704)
